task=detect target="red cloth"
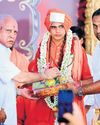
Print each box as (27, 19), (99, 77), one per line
(17, 43), (92, 125)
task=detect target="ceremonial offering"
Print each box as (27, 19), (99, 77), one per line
(32, 76), (68, 97)
(33, 83), (68, 97)
(32, 77), (59, 91)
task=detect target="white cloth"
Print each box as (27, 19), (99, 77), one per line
(86, 54), (93, 75)
(84, 95), (94, 125)
(84, 42), (100, 125)
(84, 54), (93, 107)
(0, 44), (21, 125)
(84, 54), (94, 125)
(92, 42), (100, 108)
(84, 44), (100, 125)
(83, 42), (100, 125)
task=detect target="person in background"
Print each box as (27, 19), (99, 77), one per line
(91, 8), (100, 124)
(70, 26), (93, 72)
(22, 8), (91, 125)
(0, 15), (60, 125)
(71, 26), (94, 125)
(67, 8), (100, 125)
(68, 9), (100, 95)
(69, 8), (100, 95)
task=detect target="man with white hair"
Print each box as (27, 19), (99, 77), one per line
(0, 15), (60, 125)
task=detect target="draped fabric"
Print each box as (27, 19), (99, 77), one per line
(27, 39), (92, 125)
(10, 48), (29, 87)
(17, 8), (92, 124)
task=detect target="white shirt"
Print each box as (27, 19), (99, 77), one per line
(83, 42), (100, 125)
(0, 44), (21, 125)
(92, 41), (100, 108)
(86, 54), (93, 75)
(84, 54), (94, 125)
(84, 54), (93, 106)
(84, 54), (94, 107)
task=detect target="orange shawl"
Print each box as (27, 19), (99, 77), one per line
(10, 48), (29, 87)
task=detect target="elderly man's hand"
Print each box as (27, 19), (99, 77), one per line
(0, 108), (7, 123)
(17, 88), (39, 100)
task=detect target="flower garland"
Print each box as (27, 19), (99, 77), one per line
(37, 29), (73, 110)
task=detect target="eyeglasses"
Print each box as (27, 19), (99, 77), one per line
(50, 25), (64, 30)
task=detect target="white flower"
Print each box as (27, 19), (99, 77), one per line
(37, 29), (74, 110)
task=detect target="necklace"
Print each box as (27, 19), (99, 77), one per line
(37, 29), (73, 110)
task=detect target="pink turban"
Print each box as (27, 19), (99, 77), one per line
(44, 9), (72, 32)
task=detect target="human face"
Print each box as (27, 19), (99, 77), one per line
(50, 22), (66, 43)
(92, 15), (100, 41)
(0, 17), (18, 48)
(73, 33), (83, 45)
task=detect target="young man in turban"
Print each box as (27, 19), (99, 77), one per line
(17, 9), (92, 125)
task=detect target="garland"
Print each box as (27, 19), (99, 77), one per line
(37, 29), (73, 110)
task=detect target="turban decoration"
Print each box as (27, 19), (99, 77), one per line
(44, 9), (72, 32)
